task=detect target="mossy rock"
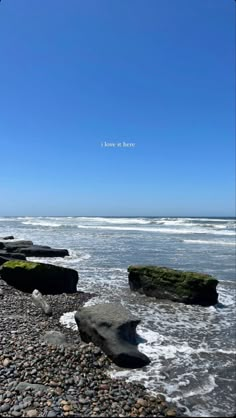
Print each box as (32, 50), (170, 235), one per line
(1, 260), (79, 294)
(128, 265), (218, 306)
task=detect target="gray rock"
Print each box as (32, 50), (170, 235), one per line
(47, 412), (58, 417)
(32, 289), (52, 316)
(41, 330), (67, 346)
(75, 303), (150, 369)
(15, 382), (49, 393)
(0, 404), (11, 412)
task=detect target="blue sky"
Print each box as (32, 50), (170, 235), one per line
(0, 0), (235, 216)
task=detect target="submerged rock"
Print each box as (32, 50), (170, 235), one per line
(128, 265), (218, 306)
(1, 260), (79, 294)
(75, 303), (150, 369)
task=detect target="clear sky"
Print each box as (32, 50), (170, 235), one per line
(0, 0), (235, 216)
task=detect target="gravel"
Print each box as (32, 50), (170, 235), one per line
(0, 278), (184, 417)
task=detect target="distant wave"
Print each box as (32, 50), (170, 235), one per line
(1, 216), (234, 236)
(77, 224), (235, 236)
(183, 239), (235, 246)
(76, 216), (151, 224)
(22, 221), (62, 227)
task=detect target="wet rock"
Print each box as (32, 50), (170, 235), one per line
(15, 245), (69, 258)
(75, 303), (150, 368)
(128, 265), (218, 306)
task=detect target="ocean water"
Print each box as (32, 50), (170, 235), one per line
(0, 216), (235, 417)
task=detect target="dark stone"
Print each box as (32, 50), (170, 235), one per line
(0, 252), (26, 265)
(0, 240), (33, 250)
(1, 260), (79, 294)
(75, 303), (150, 369)
(128, 265), (218, 306)
(4, 244), (69, 258)
(2, 235), (14, 240)
(16, 245), (69, 258)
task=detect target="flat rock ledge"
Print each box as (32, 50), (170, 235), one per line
(1, 260), (79, 294)
(0, 279), (182, 417)
(75, 303), (151, 369)
(128, 265), (219, 306)
(0, 239), (69, 258)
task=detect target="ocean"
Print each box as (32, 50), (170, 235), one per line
(0, 216), (235, 417)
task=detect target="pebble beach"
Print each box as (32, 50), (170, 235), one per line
(0, 279), (180, 418)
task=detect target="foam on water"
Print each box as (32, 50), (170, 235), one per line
(77, 224), (235, 236)
(60, 311), (77, 330)
(183, 239), (235, 246)
(22, 221), (62, 227)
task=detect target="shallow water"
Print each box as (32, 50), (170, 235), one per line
(1, 216), (235, 417)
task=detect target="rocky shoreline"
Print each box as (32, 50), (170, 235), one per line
(0, 279), (184, 418)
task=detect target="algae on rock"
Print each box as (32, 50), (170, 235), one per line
(128, 265), (218, 306)
(1, 260), (78, 294)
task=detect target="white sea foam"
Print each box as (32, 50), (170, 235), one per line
(60, 311), (77, 330)
(27, 249), (91, 266)
(183, 239), (235, 246)
(77, 217), (150, 224)
(22, 221), (62, 227)
(76, 224), (235, 236)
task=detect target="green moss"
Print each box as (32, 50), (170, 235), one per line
(2, 260), (40, 270)
(2, 260), (66, 272)
(128, 265), (215, 286)
(128, 265), (218, 305)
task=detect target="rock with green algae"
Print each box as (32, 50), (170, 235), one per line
(1, 260), (78, 294)
(128, 265), (218, 306)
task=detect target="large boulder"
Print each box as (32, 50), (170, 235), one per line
(75, 303), (150, 369)
(128, 265), (218, 306)
(1, 260), (78, 294)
